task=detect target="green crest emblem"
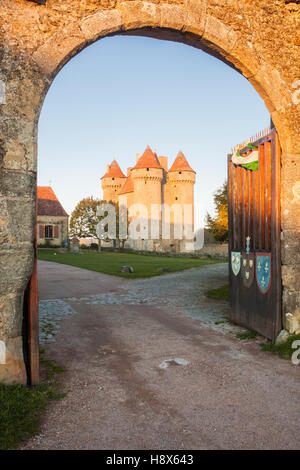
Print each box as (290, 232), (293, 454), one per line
(231, 251), (241, 276)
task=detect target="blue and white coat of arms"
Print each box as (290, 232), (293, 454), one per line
(256, 253), (272, 294)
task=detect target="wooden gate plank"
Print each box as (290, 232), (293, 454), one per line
(28, 256), (39, 385)
(265, 141), (272, 250)
(271, 130), (282, 337)
(27, 195), (39, 385)
(233, 164), (238, 249)
(228, 155), (234, 252)
(259, 144), (266, 250)
(241, 167), (247, 250)
(248, 169), (253, 249)
(237, 165), (242, 249)
(252, 169), (259, 250)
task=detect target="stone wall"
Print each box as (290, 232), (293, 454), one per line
(0, 0), (299, 383)
(197, 243), (228, 260)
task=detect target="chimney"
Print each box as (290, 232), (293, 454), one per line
(158, 156), (168, 171)
(106, 164), (110, 172)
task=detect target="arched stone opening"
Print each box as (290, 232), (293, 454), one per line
(0, 1), (299, 384)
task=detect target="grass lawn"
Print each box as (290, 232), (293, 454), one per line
(205, 284), (229, 301)
(0, 349), (65, 450)
(236, 330), (257, 340)
(37, 249), (225, 278)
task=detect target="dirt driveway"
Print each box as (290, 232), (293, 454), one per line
(23, 261), (299, 450)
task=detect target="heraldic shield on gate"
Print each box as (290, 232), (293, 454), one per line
(231, 252), (241, 276)
(256, 253), (272, 294)
(241, 253), (255, 288)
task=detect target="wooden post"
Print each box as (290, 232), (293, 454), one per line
(265, 141), (272, 250)
(28, 196), (39, 385)
(227, 155), (233, 252)
(28, 256), (39, 385)
(271, 129), (282, 337)
(259, 144), (265, 249)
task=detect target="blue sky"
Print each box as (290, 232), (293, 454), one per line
(38, 35), (270, 229)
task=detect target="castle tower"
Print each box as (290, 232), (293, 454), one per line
(130, 146), (164, 244)
(101, 160), (126, 203)
(165, 151), (195, 248)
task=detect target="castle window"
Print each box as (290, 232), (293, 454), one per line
(112, 177), (115, 180)
(179, 171), (182, 174)
(175, 197), (178, 201)
(146, 168), (149, 171)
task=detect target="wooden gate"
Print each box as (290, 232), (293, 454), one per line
(228, 128), (282, 340)
(23, 198), (39, 385)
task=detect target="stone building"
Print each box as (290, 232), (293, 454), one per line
(101, 146), (196, 252)
(37, 186), (69, 247)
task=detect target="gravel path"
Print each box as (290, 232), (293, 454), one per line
(39, 262), (242, 343)
(23, 261), (300, 450)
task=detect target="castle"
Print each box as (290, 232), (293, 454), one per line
(101, 146), (195, 252)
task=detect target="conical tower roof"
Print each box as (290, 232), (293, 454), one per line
(101, 160), (126, 179)
(118, 174), (134, 195)
(169, 151), (195, 173)
(132, 146), (163, 170)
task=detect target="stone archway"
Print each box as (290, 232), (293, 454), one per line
(0, 0), (299, 384)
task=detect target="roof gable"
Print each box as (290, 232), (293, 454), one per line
(37, 186), (68, 217)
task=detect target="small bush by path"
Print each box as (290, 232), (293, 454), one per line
(236, 330), (258, 340)
(205, 284), (229, 301)
(260, 334), (300, 360)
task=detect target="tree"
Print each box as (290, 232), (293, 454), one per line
(205, 181), (228, 242)
(70, 196), (124, 249)
(70, 196), (102, 249)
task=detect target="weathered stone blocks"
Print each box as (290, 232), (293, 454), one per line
(0, 293), (24, 339)
(0, 337), (27, 385)
(0, 245), (34, 297)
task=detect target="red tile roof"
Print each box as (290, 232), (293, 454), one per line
(132, 146), (163, 170)
(118, 175), (134, 194)
(169, 151), (195, 173)
(101, 160), (126, 179)
(37, 186), (68, 217)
